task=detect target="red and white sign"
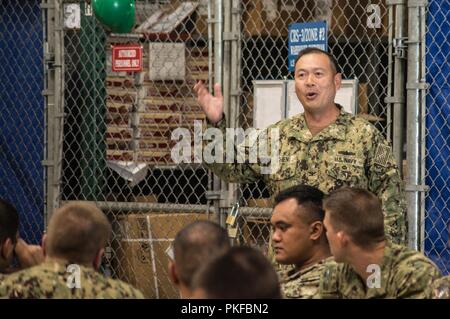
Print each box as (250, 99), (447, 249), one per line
(111, 44), (143, 72)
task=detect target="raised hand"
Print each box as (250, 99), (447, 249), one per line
(193, 81), (224, 124)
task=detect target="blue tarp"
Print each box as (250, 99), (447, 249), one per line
(0, 0), (44, 244)
(425, 0), (449, 275)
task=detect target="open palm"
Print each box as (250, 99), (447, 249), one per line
(193, 81), (224, 124)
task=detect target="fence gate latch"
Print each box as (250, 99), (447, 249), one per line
(393, 37), (408, 59)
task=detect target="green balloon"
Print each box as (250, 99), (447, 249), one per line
(92, 0), (136, 33)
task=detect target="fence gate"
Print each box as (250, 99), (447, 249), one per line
(49, 0), (215, 298)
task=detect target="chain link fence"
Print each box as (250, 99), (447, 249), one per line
(423, 0), (449, 275)
(59, 0), (213, 298)
(0, 0), (447, 298)
(0, 0), (44, 244)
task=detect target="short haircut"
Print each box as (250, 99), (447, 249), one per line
(173, 220), (230, 288)
(192, 246), (281, 299)
(294, 47), (340, 74)
(323, 188), (385, 247)
(46, 202), (111, 264)
(274, 184), (325, 224)
(0, 199), (19, 245)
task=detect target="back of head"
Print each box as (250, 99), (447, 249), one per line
(323, 187), (385, 247)
(0, 199), (19, 245)
(173, 220), (230, 288)
(274, 184), (325, 224)
(46, 202), (111, 264)
(192, 246), (281, 299)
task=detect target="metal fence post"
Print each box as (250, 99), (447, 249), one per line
(392, 0), (407, 171)
(42, 0), (57, 225)
(213, 0), (225, 227)
(406, 0), (428, 250)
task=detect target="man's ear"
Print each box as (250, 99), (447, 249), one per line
(334, 72), (342, 90)
(93, 248), (104, 270)
(337, 231), (348, 247)
(0, 238), (12, 260)
(309, 221), (324, 241)
(41, 234), (47, 257)
(168, 260), (180, 286)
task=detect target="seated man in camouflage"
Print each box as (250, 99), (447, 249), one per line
(320, 187), (441, 298)
(0, 202), (144, 298)
(0, 199), (43, 277)
(271, 185), (335, 298)
(168, 220), (231, 298)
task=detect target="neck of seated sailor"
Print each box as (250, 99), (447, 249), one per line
(345, 240), (386, 283)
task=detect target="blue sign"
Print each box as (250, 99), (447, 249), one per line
(288, 21), (328, 72)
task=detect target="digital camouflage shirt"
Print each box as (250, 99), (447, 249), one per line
(206, 108), (406, 244)
(319, 242), (441, 298)
(0, 260), (144, 299)
(278, 257), (336, 299)
(427, 275), (449, 299)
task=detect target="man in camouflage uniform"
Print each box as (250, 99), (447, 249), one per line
(271, 185), (335, 298)
(428, 275), (450, 299)
(320, 188), (441, 298)
(193, 47), (406, 244)
(0, 202), (143, 298)
(0, 199), (43, 277)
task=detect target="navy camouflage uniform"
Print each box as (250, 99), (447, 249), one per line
(206, 107), (407, 243)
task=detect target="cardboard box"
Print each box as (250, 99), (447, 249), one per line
(242, 0), (388, 38)
(243, 0), (315, 37)
(115, 213), (208, 298)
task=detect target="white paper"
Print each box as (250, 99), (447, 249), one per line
(253, 81), (285, 129)
(107, 161), (148, 187)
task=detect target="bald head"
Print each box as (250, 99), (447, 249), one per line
(173, 220), (230, 288)
(46, 202), (111, 264)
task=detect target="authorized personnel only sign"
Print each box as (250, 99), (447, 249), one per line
(288, 21), (328, 72)
(112, 44), (143, 72)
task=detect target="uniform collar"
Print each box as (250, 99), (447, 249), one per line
(286, 104), (352, 143)
(287, 256), (334, 281)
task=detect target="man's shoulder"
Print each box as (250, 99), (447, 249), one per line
(1, 263), (52, 283)
(0, 264), (63, 298)
(98, 276), (144, 298)
(269, 113), (305, 131)
(429, 276), (450, 299)
(343, 113), (382, 137)
(388, 243), (438, 269)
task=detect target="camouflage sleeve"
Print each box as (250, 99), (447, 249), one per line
(318, 262), (341, 299)
(202, 116), (274, 184)
(427, 275), (450, 299)
(366, 129), (407, 244)
(394, 259), (442, 299)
